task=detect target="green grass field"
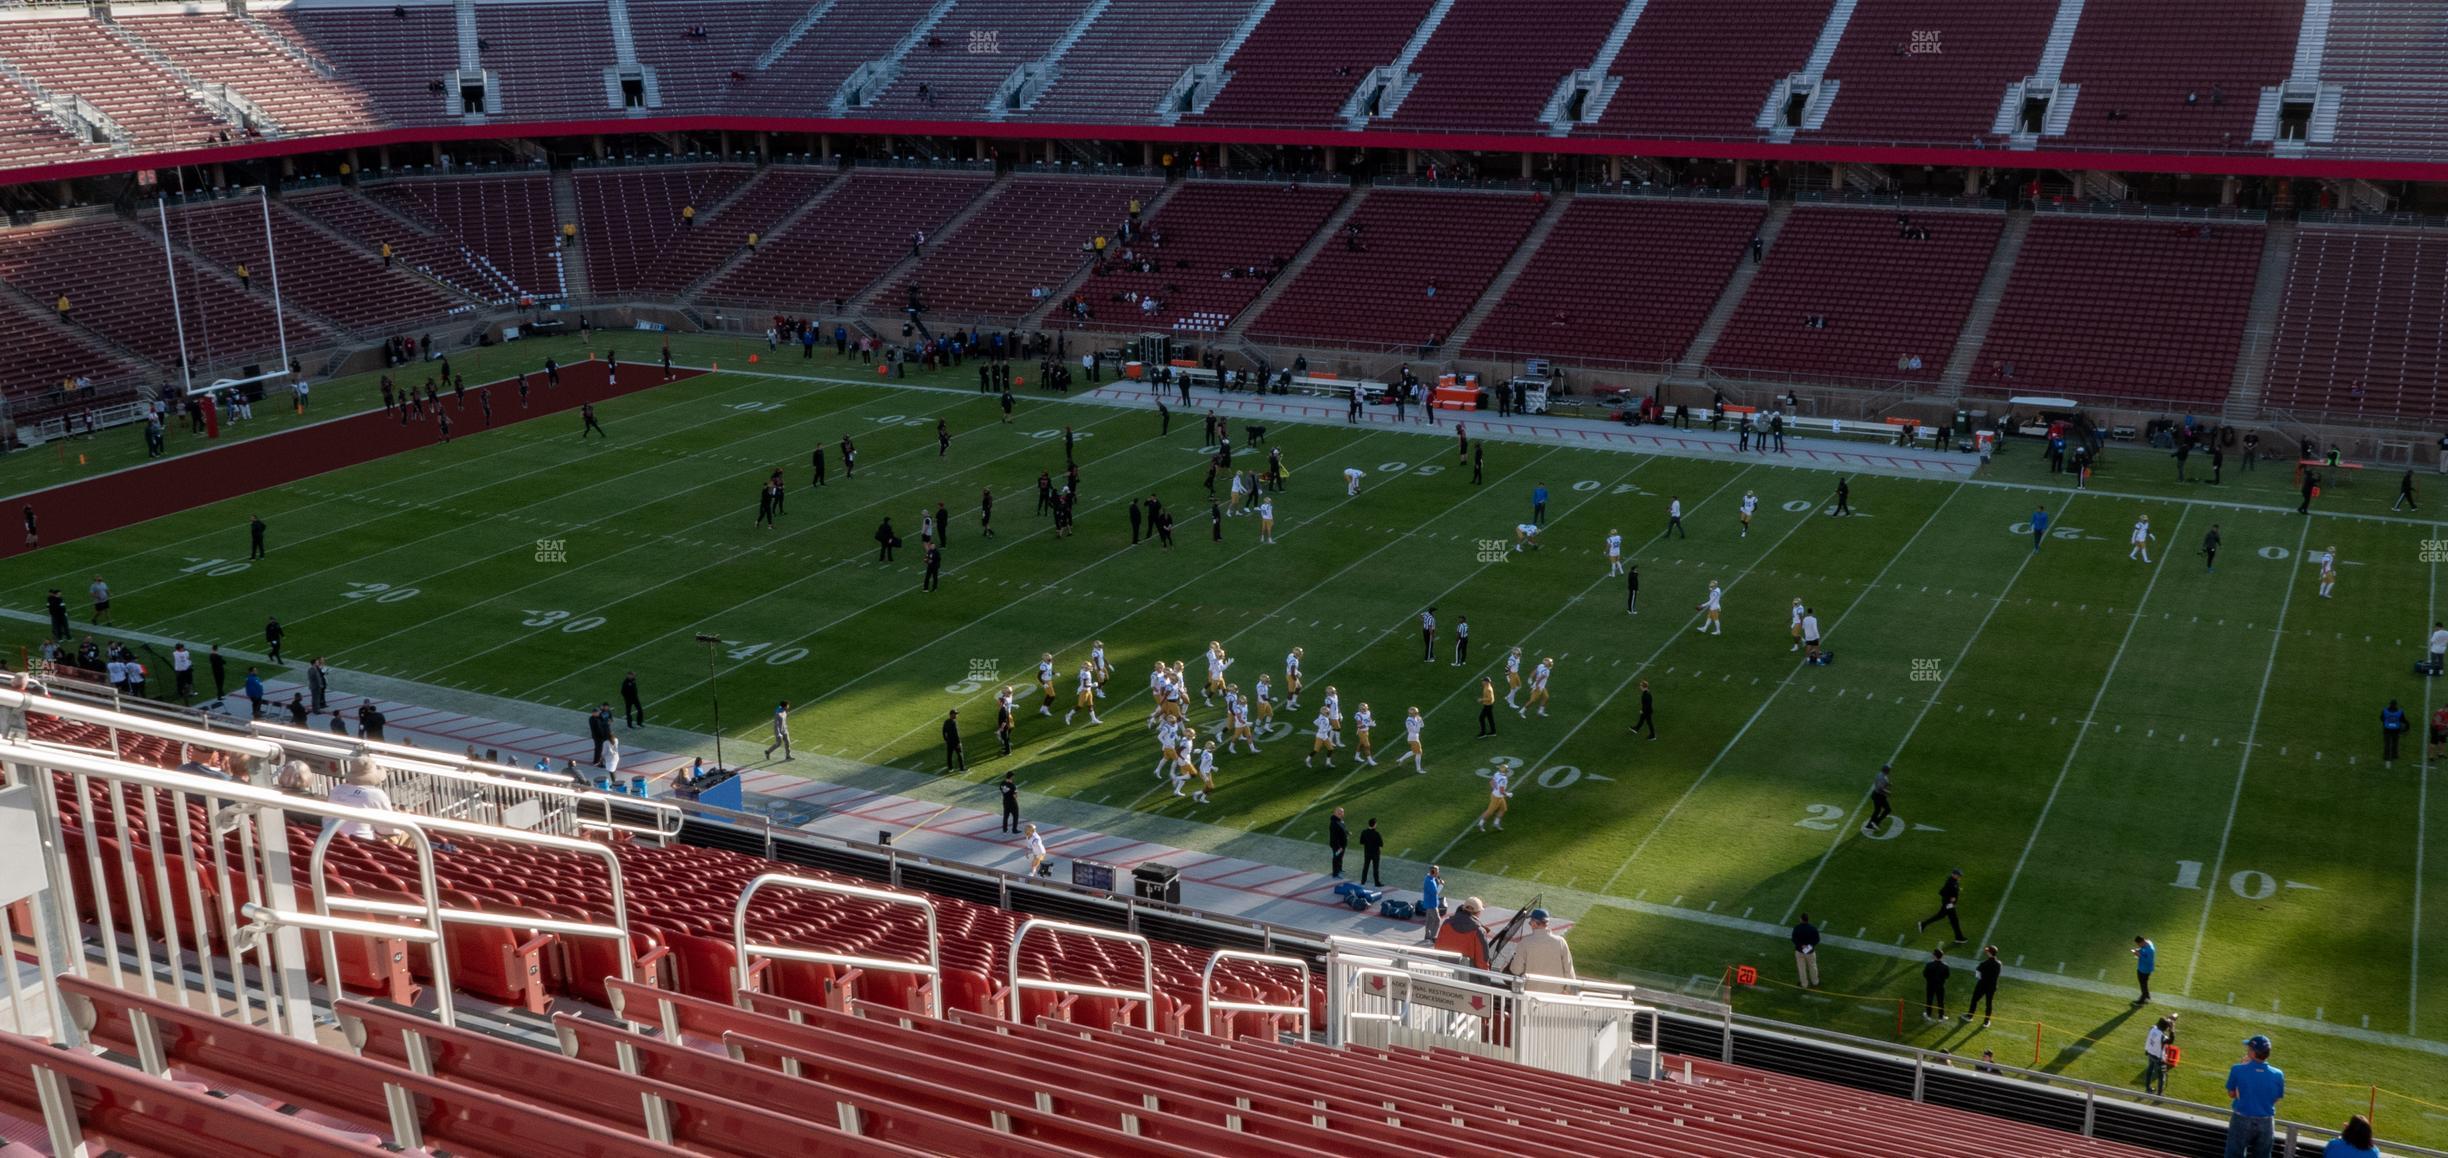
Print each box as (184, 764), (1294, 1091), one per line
(9, 337), (2446, 1144)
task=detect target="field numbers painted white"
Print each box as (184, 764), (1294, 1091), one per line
(178, 557), (251, 577)
(1795, 803), (1846, 830)
(2171, 860), (2286, 901)
(1783, 500), (1815, 513)
(2258, 546), (2291, 561)
(521, 609), (606, 633)
(341, 581), (420, 604)
(729, 401), (784, 413)
(2008, 521), (2086, 541)
(726, 641), (809, 666)
(1030, 428), (1091, 441)
(1573, 480), (1602, 493)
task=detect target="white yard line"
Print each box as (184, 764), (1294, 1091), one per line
(841, 432), (1395, 761)
(1104, 448), (1570, 813)
(2178, 519), (2310, 994)
(1427, 464), (1803, 868)
(537, 406), (1260, 706)
(395, 403), (1142, 683)
(2415, 523), (2439, 1034)
(234, 389), (938, 646)
(1261, 455), (1659, 832)
(1597, 483), (1961, 891)
(1980, 506), (2197, 949)
(72, 374), (795, 618)
(1776, 494), (2079, 926)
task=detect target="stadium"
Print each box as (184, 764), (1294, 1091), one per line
(0, 0), (2442, 1153)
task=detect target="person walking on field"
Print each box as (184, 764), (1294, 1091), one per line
(764, 700), (792, 761)
(1917, 868), (1967, 942)
(580, 402), (606, 439)
(1866, 764), (1895, 832)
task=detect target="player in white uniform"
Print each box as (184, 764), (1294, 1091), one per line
(1504, 646), (1524, 708)
(1222, 687), (1258, 752)
(1344, 466), (1364, 496)
(1252, 673), (1275, 727)
(1153, 717), (1185, 780)
(1203, 642), (1232, 704)
(1283, 648), (1305, 710)
(1190, 742), (1217, 802)
(1801, 608), (1823, 660)
(1520, 657), (1554, 717)
(1605, 530), (1624, 576)
(2129, 515), (2155, 563)
(1227, 471), (1248, 517)
(1258, 498), (1276, 543)
(1164, 662), (1189, 725)
(1696, 581), (1724, 635)
(1323, 686), (1344, 746)
(2319, 546), (2338, 598)
(1740, 490), (1759, 538)
(1513, 522), (1542, 552)
(1036, 654), (1057, 715)
(1790, 598), (1807, 652)
(1089, 640), (1110, 692)
(1352, 703), (1377, 765)
(1305, 709), (1337, 768)
(1064, 660), (1101, 725)
(1394, 706), (1426, 773)
(1477, 766), (1510, 831)
(1147, 662), (1170, 729)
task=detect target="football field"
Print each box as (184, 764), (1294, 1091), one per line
(9, 345), (2447, 1142)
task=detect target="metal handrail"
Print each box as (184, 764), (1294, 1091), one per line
(1007, 918), (1156, 1031)
(1197, 950), (1310, 1037)
(249, 721), (683, 842)
(731, 873), (941, 1018)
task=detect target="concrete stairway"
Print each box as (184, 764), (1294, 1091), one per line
(1224, 185), (1367, 338)
(1443, 189), (1573, 351)
(679, 173), (850, 299)
(842, 171), (1010, 313)
(1019, 178), (1186, 328)
(548, 167), (591, 298)
(1939, 208), (2032, 387)
(2223, 220), (2297, 422)
(1674, 199), (1790, 373)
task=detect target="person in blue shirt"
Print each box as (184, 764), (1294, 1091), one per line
(2030, 506), (2051, 551)
(1531, 484), (1548, 526)
(2224, 1034), (2285, 1158)
(1419, 865), (1445, 945)
(242, 667), (266, 719)
(2322, 1114), (2379, 1156)
(2132, 935), (2156, 1004)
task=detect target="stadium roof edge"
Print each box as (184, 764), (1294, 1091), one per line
(11, 117), (2447, 190)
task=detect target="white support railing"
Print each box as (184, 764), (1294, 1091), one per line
(1325, 935), (1658, 1081)
(731, 873), (941, 1019)
(1007, 918), (1156, 1031)
(250, 721), (682, 844)
(0, 736), (635, 1040)
(1197, 949), (1311, 1038)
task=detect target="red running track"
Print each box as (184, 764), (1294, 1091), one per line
(3, 360), (704, 560)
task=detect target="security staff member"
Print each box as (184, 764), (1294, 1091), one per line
(998, 772), (1021, 833)
(942, 709), (965, 771)
(1328, 807), (1350, 878)
(1357, 818), (1385, 887)
(620, 671), (644, 727)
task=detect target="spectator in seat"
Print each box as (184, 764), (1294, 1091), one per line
(54, 294), (68, 321)
(1508, 908), (1575, 990)
(681, 205), (695, 227)
(2324, 1115), (2378, 1157)
(325, 763), (410, 846)
(1435, 896), (1491, 967)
